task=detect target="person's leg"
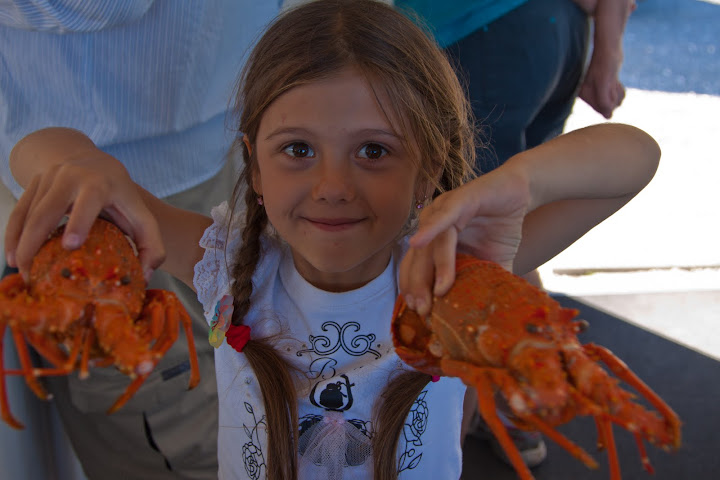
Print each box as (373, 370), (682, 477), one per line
(525, 0), (590, 149)
(445, 0), (589, 170)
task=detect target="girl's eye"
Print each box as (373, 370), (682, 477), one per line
(358, 143), (387, 160)
(283, 142), (314, 158)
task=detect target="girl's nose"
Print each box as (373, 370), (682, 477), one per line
(311, 160), (356, 204)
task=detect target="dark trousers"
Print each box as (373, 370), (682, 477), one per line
(445, 0), (591, 173)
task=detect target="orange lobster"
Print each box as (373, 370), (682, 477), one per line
(392, 254), (681, 480)
(0, 219), (199, 429)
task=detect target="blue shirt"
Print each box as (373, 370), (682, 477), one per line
(0, 0), (280, 198)
(396, 0), (527, 47)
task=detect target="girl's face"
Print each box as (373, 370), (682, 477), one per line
(252, 67), (423, 292)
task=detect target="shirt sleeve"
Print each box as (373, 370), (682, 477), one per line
(0, 0), (155, 32)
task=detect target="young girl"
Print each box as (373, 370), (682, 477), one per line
(5, 1), (660, 479)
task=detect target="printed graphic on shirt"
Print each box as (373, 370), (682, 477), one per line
(295, 320), (384, 477)
(298, 375), (373, 475)
(297, 321), (381, 380)
(241, 402), (267, 480)
(398, 390), (429, 473)
(310, 374), (355, 411)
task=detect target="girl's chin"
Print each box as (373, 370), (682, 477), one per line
(291, 251), (392, 292)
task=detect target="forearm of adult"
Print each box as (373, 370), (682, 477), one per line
(0, 0), (154, 32)
(592, 0), (634, 63)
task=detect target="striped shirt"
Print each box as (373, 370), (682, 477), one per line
(0, 0), (280, 199)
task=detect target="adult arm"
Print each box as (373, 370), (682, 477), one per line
(577, 0), (636, 118)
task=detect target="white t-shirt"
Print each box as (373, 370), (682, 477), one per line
(194, 202), (466, 479)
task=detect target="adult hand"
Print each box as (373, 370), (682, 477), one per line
(398, 168), (530, 316)
(578, 50), (626, 119)
(578, 0), (636, 118)
(5, 146), (165, 283)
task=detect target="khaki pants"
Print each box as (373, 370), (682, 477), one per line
(45, 160), (239, 479)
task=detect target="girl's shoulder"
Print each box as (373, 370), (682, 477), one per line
(193, 201), (283, 314)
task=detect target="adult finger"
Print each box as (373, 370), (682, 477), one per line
(61, 183), (113, 249)
(429, 228), (458, 297)
(13, 178), (81, 276)
(4, 176), (40, 271)
(126, 212), (166, 282)
(398, 246), (435, 315)
(399, 228), (459, 316)
(615, 82), (626, 108)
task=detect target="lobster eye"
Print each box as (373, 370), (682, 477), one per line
(573, 319), (590, 333)
(60, 268), (71, 278)
(120, 275), (132, 285)
(525, 323), (540, 334)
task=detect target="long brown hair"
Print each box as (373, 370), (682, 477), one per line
(226, 1), (477, 478)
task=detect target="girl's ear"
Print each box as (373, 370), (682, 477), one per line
(416, 164), (441, 202)
(243, 135), (253, 157)
(415, 181), (435, 206)
(244, 135), (262, 195)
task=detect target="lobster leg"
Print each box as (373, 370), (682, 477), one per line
(583, 343), (681, 449)
(26, 325), (86, 374)
(177, 302), (200, 390)
(442, 358), (600, 476)
(634, 433), (654, 474)
(595, 417), (606, 450)
(104, 297), (179, 414)
(441, 358), (536, 480)
(488, 374), (600, 470)
(106, 291), (200, 414)
(10, 325), (51, 400)
(510, 407), (599, 470)
(5, 321), (94, 378)
(0, 325), (24, 429)
(107, 371), (151, 414)
(77, 327), (95, 379)
(143, 291), (178, 357)
(145, 290), (200, 389)
(597, 416), (621, 480)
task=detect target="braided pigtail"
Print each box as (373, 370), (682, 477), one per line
(227, 151), (299, 480)
(229, 162), (267, 323)
(372, 372), (432, 479)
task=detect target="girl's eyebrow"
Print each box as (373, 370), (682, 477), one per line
(264, 127), (310, 141)
(264, 127), (401, 141)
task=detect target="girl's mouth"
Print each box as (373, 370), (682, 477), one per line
(304, 217), (364, 232)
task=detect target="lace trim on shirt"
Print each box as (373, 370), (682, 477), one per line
(193, 201), (242, 317)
